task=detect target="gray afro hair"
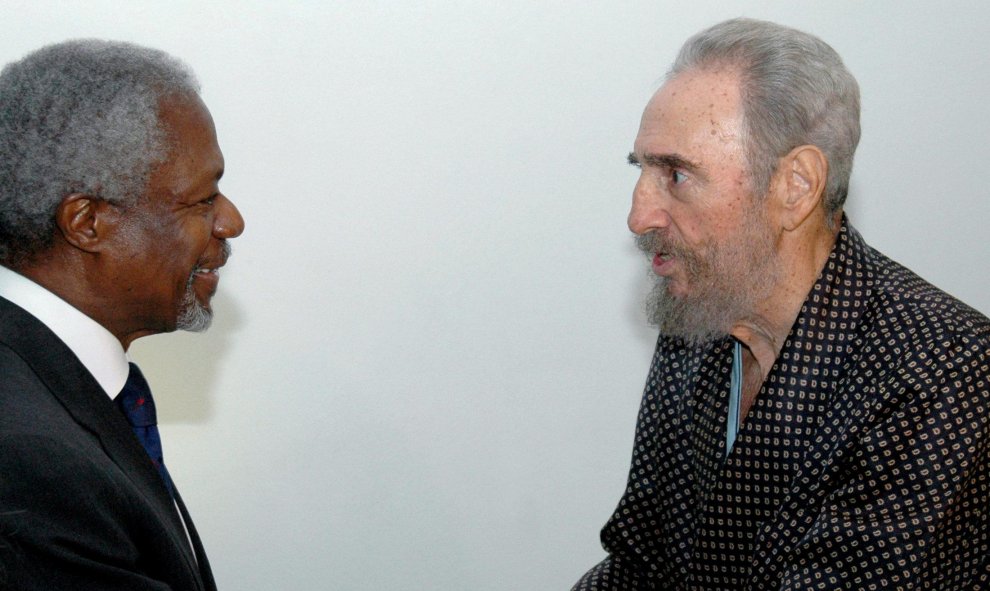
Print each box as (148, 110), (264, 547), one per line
(0, 39), (200, 266)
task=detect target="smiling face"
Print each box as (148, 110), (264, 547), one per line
(628, 68), (781, 343)
(104, 94), (244, 344)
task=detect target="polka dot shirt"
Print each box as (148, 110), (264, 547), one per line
(573, 221), (990, 590)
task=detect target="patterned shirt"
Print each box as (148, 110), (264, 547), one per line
(573, 221), (990, 590)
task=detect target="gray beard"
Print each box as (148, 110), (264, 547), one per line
(638, 212), (780, 346)
(176, 241), (231, 333)
(645, 276), (752, 345)
(175, 274), (213, 332)
(176, 277), (212, 332)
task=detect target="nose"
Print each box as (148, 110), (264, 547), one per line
(627, 175), (670, 235)
(213, 193), (245, 239)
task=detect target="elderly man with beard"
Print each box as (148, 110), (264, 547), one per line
(0, 40), (243, 589)
(573, 18), (989, 591)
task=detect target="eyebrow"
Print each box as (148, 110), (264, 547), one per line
(628, 152), (703, 176)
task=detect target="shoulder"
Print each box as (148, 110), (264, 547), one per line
(862, 245), (990, 359)
(0, 343), (65, 432)
(0, 348), (116, 493)
(0, 341), (120, 509)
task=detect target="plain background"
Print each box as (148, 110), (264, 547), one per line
(2, 1), (988, 589)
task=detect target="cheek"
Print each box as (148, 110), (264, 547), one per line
(135, 236), (199, 287)
(157, 219), (210, 259)
(669, 204), (717, 246)
(675, 206), (740, 256)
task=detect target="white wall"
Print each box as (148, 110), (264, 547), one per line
(4, 1), (988, 589)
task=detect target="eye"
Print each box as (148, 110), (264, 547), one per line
(671, 170), (688, 185)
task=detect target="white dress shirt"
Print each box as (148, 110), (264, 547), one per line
(0, 265), (129, 398)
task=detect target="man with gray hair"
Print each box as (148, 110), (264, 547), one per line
(0, 40), (243, 589)
(573, 18), (988, 590)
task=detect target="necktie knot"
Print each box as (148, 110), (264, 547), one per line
(117, 363), (158, 427)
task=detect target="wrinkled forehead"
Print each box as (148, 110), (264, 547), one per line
(635, 68), (747, 163)
(641, 68), (743, 135)
(156, 93), (216, 145)
(143, 93), (223, 196)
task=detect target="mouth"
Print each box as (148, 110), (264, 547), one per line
(193, 264), (220, 276)
(636, 232), (683, 277)
(652, 251), (675, 275)
(189, 258), (225, 294)
(190, 243), (231, 286)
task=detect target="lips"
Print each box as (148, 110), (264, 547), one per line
(193, 264), (220, 276)
(189, 247), (229, 295)
(636, 232), (685, 277)
(190, 265), (220, 293)
(191, 243), (231, 282)
(192, 255), (225, 278)
(652, 251), (675, 275)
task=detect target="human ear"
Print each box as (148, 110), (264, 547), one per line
(776, 145), (827, 231)
(54, 194), (115, 252)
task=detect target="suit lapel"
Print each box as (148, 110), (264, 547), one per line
(175, 489), (217, 591)
(0, 296), (203, 584)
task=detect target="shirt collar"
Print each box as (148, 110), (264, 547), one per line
(0, 265), (129, 398)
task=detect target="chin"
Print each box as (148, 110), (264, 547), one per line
(665, 279), (693, 298)
(178, 311), (213, 333)
(176, 299), (213, 332)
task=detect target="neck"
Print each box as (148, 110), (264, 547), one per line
(15, 250), (139, 350)
(729, 217), (839, 418)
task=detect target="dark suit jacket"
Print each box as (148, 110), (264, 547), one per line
(0, 296), (216, 590)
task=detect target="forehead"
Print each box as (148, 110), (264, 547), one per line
(634, 68), (746, 166)
(148, 94), (223, 198)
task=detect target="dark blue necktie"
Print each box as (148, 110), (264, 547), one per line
(115, 362), (175, 498)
